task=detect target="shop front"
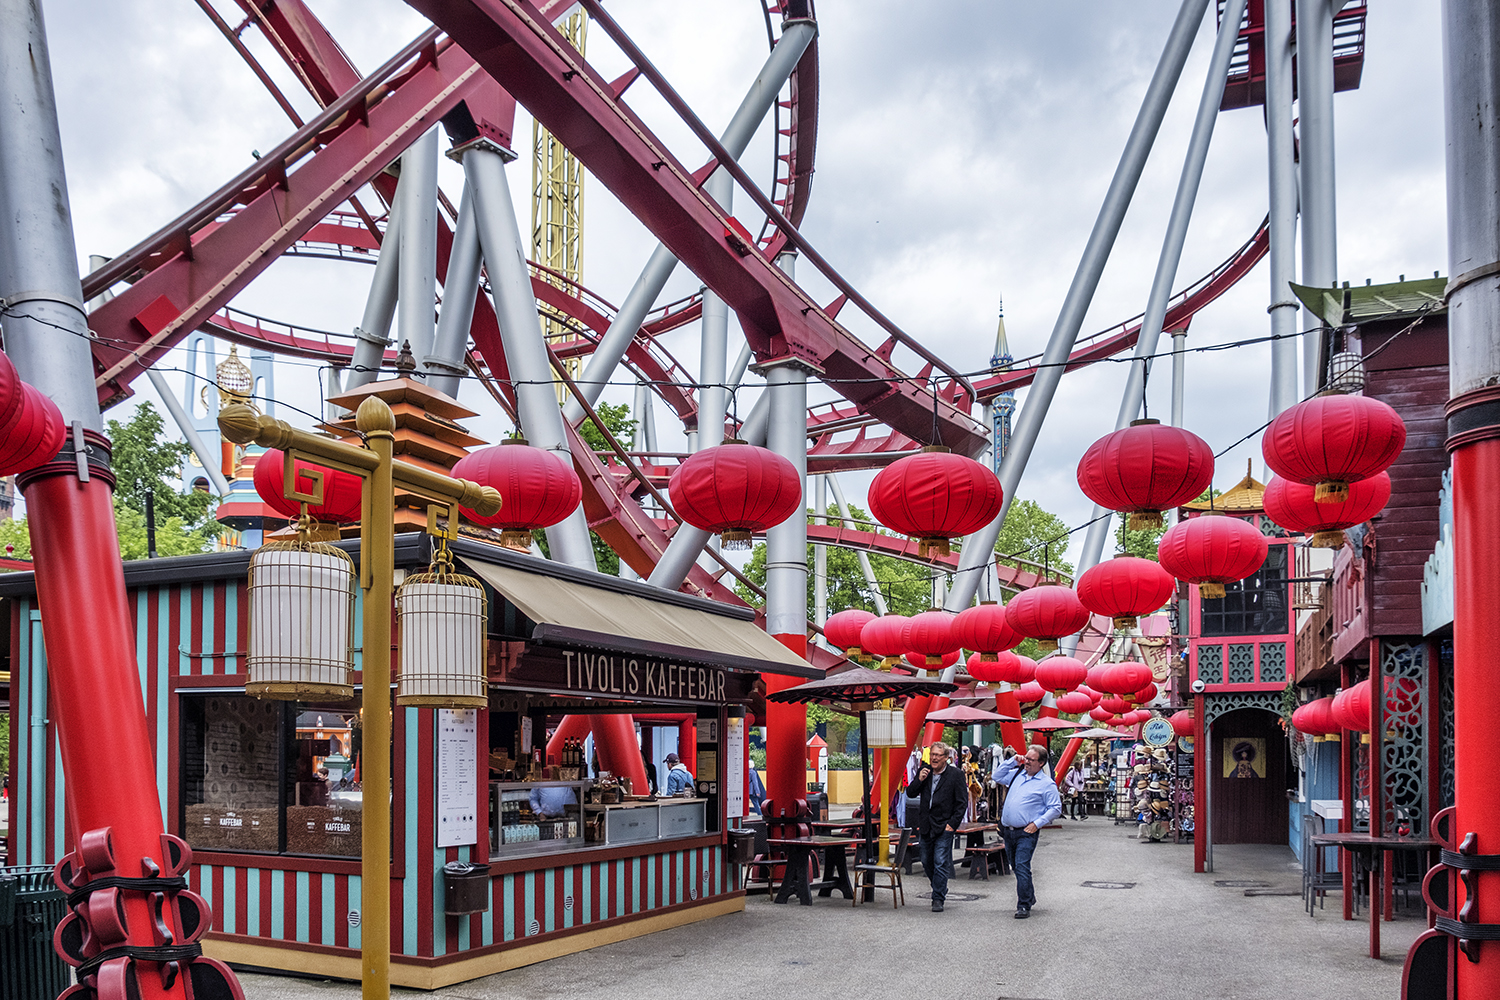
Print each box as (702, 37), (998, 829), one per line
(2, 534), (814, 987)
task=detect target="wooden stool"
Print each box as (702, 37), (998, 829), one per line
(966, 844), (1007, 880)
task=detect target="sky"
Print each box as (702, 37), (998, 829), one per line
(35, 0), (1449, 573)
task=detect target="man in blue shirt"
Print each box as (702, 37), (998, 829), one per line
(992, 745), (1063, 919)
(663, 753), (695, 796)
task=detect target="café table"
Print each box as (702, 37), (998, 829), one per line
(954, 822), (1006, 877)
(1311, 831), (1441, 959)
(810, 820), (865, 836)
(765, 836), (862, 905)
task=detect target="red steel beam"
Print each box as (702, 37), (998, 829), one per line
(403, 0), (988, 457)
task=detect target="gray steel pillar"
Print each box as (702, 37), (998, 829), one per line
(729, 339), (754, 392)
(1296, 0), (1338, 394)
(561, 20), (817, 425)
(945, 0), (1208, 612)
(814, 474), (827, 633)
(397, 127), (440, 370)
(463, 140), (596, 570)
(827, 473), (887, 615)
(1265, 0), (1301, 415)
(324, 365), (346, 423)
(346, 199), (404, 389)
(0, 4), (97, 431)
(425, 182), (482, 397)
(1073, 0), (1244, 584)
(762, 359), (814, 640)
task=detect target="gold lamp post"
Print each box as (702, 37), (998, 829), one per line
(219, 397), (500, 1000)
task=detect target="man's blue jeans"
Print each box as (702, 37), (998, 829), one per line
(1002, 827), (1040, 909)
(919, 830), (955, 901)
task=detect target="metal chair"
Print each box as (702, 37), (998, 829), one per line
(852, 827), (911, 908)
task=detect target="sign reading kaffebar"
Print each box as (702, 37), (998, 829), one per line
(562, 650), (729, 702)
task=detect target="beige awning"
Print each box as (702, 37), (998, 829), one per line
(462, 558), (818, 678)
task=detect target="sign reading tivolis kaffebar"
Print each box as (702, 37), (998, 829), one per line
(505, 645), (756, 705)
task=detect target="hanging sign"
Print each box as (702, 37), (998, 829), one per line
(1142, 717), (1175, 748)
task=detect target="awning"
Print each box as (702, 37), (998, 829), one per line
(462, 558), (818, 679)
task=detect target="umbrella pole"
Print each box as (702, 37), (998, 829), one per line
(859, 711), (874, 871)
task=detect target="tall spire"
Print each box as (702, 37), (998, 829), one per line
(990, 297), (1015, 471)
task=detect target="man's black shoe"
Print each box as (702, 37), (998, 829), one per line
(1014, 906), (1030, 919)
(931, 900), (944, 912)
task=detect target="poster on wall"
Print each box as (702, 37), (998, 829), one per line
(437, 709), (478, 847)
(725, 716), (746, 819)
(1222, 737), (1266, 779)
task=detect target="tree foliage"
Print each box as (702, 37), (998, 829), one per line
(1114, 518), (1167, 561)
(994, 498), (1075, 577)
(106, 403), (216, 528)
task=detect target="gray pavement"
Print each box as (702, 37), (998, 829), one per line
(239, 817), (1421, 999)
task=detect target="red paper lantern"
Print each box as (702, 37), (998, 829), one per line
(859, 615), (911, 663)
(966, 652), (1005, 683)
(0, 349), (25, 429)
(1125, 709), (1152, 726)
(1157, 514), (1269, 599)
(1076, 419), (1215, 529)
(1262, 393), (1406, 503)
(1086, 664), (1111, 690)
(1034, 655), (1089, 697)
(668, 440), (800, 548)
(1076, 554), (1178, 629)
(1098, 661), (1153, 697)
(992, 651), (1036, 684)
(452, 439), (582, 549)
(1333, 680), (1373, 733)
(1263, 473), (1391, 548)
(1169, 710), (1194, 737)
(824, 609), (877, 659)
(1129, 682), (1159, 707)
(0, 383), (66, 477)
(1015, 680), (1046, 703)
(867, 448), (1003, 557)
(905, 610), (962, 665)
(1296, 697), (1340, 739)
(1005, 583), (1090, 652)
(1107, 716), (1129, 728)
(1089, 706), (1114, 723)
(253, 449), (364, 524)
(1078, 685), (1103, 706)
(951, 601), (1026, 660)
(1056, 691), (1093, 715)
(1100, 695), (1130, 715)
(905, 649), (961, 671)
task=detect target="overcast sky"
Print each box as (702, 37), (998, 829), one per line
(37, 0), (1448, 571)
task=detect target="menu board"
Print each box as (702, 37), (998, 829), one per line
(725, 716), (746, 819)
(437, 709), (478, 847)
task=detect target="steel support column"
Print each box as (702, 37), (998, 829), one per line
(0, 4), (235, 999)
(560, 20), (817, 425)
(761, 356), (814, 816)
(814, 474), (827, 634)
(1296, 0), (1338, 394)
(463, 141), (597, 569)
(1429, 0), (1500, 989)
(425, 182), (482, 396)
(347, 199), (404, 390)
(1265, 0), (1301, 415)
(1072, 0), (1245, 585)
(945, 0), (1208, 612)
(397, 127), (440, 369)
(827, 473), (888, 615)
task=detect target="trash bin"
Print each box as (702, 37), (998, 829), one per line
(805, 791), (828, 822)
(441, 861), (492, 916)
(726, 829), (757, 865)
(0, 865), (72, 1000)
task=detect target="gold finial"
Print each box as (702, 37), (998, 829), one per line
(215, 344), (256, 409)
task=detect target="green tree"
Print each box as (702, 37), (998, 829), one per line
(1114, 518), (1167, 560)
(994, 498), (1075, 577)
(107, 402), (216, 528)
(0, 713), (8, 773)
(579, 401), (636, 454)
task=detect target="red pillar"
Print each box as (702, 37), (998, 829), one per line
(19, 459), (185, 1000)
(546, 715), (593, 762)
(1053, 737), (1084, 786)
(995, 685), (1028, 755)
(1451, 426), (1500, 993)
(763, 638), (808, 820)
(590, 713), (648, 794)
(1193, 692), (1207, 873)
(1034, 692), (1059, 748)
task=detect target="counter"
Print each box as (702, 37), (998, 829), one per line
(584, 798), (706, 845)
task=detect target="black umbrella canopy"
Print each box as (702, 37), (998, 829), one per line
(765, 666), (957, 706)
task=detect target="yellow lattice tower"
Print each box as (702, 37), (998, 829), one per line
(532, 8), (587, 402)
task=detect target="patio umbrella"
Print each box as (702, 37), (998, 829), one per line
(767, 666), (957, 865)
(924, 705), (1020, 724)
(1073, 727), (1136, 740)
(1022, 716), (1086, 758)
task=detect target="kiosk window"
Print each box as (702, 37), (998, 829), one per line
(1200, 546), (1288, 638)
(180, 694), (364, 856)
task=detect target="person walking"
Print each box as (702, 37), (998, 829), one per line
(993, 745), (1063, 919)
(1064, 763), (1087, 820)
(907, 741), (969, 913)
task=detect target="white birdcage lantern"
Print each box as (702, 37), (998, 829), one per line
(866, 709), (906, 748)
(396, 536), (488, 708)
(246, 514), (356, 701)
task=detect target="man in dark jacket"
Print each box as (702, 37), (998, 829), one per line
(906, 742), (968, 912)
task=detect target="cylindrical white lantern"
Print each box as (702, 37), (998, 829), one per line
(396, 567), (487, 708)
(247, 540), (356, 700)
(866, 709), (906, 748)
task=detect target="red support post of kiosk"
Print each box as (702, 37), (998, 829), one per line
(764, 636), (809, 824)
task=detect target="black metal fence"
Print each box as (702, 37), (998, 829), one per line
(0, 866), (71, 1000)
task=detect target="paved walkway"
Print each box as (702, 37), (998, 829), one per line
(239, 818), (1422, 999)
